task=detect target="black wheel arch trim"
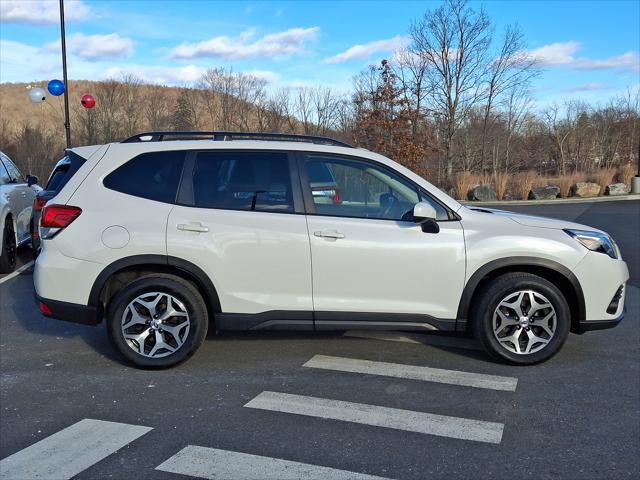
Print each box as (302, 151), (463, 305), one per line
(88, 254), (222, 319)
(456, 256), (586, 326)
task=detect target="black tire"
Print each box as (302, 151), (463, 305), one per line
(471, 272), (570, 365)
(0, 218), (17, 274)
(106, 274), (208, 368)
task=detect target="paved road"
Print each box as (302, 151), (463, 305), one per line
(0, 200), (638, 479)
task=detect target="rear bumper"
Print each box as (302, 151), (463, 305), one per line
(35, 294), (100, 326)
(576, 307), (625, 334)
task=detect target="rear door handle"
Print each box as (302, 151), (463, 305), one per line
(177, 223), (209, 233)
(314, 230), (345, 239)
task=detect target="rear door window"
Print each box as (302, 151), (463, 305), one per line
(104, 151), (185, 204)
(191, 151), (293, 213)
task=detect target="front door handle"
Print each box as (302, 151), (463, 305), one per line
(177, 223), (209, 233)
(314, 230), (345, 240)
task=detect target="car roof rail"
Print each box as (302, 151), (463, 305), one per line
(121, 131), (354, 148)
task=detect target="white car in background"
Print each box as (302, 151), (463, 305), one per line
(33, 131), (629, 368)
(0, 151), (39, 273)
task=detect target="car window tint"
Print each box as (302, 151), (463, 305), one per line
(0, 157), (11, 185)
(419, 192), (449, 221)
(305, 156), (420, 221)
(192, 151), (293, 213)
(45, 153), (86, 194)
(3, 158), (23, 182)
(104, 151), (185, 204)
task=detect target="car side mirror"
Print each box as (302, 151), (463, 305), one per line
(413, 201), (440, 234)
(27, 175), (38, 187)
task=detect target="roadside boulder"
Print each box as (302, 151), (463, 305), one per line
(605, 183), (629, 196)
(528, 185), (560, 200)
(571, 182), (601, 198)
(470, 185), (497, 202)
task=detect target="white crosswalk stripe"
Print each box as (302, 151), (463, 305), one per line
(0, 419), (152, 480)
(245, 391), (504, 444)
(304, 355), (517, 391)
(156, 445), (392, 480)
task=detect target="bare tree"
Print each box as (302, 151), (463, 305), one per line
(94, 79), (123, 142)
(119, 73), (144, 138)
(480, 24), (538, 173)
(410, 0), (492, 175)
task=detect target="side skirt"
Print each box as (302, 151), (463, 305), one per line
(214, 311), (458, 333)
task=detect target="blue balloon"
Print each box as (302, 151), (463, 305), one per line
(47, 79), (65, 96)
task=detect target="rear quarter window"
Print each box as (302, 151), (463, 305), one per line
(45, 153), (87, 194)
(103, 151), (185, 204)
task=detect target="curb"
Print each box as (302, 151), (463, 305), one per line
(461, 194), (640, 206)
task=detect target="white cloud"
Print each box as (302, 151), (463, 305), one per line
(104, 65), (206, 85)
(528, 41), (639, 72)
(574, 51), (639, 71)
(168, 27), (320, 60)
(567, 82), (608, 92)
(325, 35), (410, 64)
(528, 41), (581, 66)
(0, 0), (90, 25)
(45, 33), (134, 60)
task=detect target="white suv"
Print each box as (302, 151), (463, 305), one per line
(34, 132), (629, 368)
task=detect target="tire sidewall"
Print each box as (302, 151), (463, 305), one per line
(107, 276), (208, 368)
(0, 220), (16, 273)
(474, 275), (570, 365)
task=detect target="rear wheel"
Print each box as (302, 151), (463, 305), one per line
(0, 218), (17, 273)
(472, 273), (570, 365)
(107, 274), (208, 368)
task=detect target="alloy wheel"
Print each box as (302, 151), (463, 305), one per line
(492, 290), (557, 355)
(121, 292), (191, 358)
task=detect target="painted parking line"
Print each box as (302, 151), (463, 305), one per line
(303, 355), (517, 392)
(245, 391), (504, 444)
(343, 330), (483, 350)
(0, 419), (152, 480)
(157, 445), (391, 480)
(0, 261), (34, 286)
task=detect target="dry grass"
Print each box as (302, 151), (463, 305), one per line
(588, 168), (616, 196)
(555, 172), (586, 198)
(510, 171), (540, 200)
(454, 171), (480, 200)
(617, 163), (635, 187)
(493, 172), (510, 200)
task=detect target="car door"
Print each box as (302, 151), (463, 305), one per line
(0, 155), (33, 244)
(300, 153), (466, 329)
(167, 150), (313, 328)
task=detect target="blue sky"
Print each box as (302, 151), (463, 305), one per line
(1, 0), (638, 107)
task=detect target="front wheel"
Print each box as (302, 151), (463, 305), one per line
(106, 274), (208, 368)
(472, 273), (570, 365)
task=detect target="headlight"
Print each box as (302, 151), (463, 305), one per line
(564, 229), (617, 259)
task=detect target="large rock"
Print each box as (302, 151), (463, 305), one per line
(605, 183), (629, 196)
(470, 185), (497, 201)
(528, 185), (560, 200)
(571, 182), (601, 198)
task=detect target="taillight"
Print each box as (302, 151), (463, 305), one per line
(41, 204), (82, 228)
(34, 197), (48, 212)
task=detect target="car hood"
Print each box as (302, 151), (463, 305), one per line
(467, 207), (604, 233)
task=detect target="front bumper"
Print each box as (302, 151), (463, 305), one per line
(35, 293), (100, 326)
(576, 307), (625, 334)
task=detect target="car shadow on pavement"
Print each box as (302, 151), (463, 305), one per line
(4, 275), (122, 363)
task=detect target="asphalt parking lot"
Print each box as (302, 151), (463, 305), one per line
(1, 199), (638, 479)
